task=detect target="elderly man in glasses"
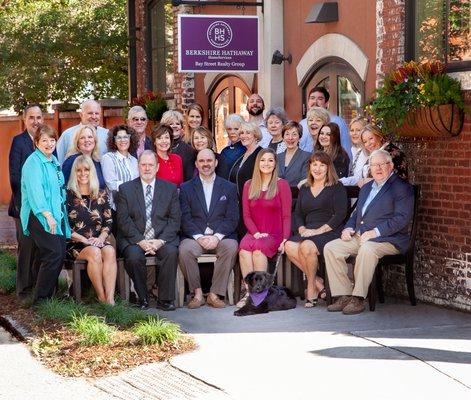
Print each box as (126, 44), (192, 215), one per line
(127, 106), (153, 158)
(323, 149), (414, 315)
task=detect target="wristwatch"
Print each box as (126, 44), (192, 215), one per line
(160, 239), (167, 246)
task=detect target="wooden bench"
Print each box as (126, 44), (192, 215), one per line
(117, 256), (184, 307)
(63, 259), (87, 302)
(178, 254), (235, 306)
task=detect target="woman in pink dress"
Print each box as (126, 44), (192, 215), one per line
(238, 148), (292, 306)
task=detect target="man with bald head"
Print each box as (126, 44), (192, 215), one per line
(179, 149), (239, 309)
(8, 104), (43, 298)
(324, 149), (413, 315)
(56, 99), (108, 164)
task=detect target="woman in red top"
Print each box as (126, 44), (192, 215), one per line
(151, 124), (183, 187)
(238, 148), (292, 305)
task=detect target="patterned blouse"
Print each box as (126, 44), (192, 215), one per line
(66, 189), (113, 259)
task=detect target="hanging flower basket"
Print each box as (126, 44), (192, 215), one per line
(367, 61), (467, 138)
(397, 103), (464, 137)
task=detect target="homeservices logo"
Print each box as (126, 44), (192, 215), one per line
(207, 21), (233, 48)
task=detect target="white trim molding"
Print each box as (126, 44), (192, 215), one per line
(296, 33), (369, 86)
(204, 73), (255, 94)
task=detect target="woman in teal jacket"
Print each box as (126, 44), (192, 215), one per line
(21, 124), (71, 303)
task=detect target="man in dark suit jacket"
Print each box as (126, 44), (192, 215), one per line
(8, 104), (43, 298)
(324, 149), (414, 315)
(179, 149), (239, 309)
(116, 150), (181, 310)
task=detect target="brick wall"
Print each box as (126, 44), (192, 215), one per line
(377, 0), (471, 311)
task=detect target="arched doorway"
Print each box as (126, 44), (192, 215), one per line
(209, 76), (251, 152)
(302, 58), (364, 126)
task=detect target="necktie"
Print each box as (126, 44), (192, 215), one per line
(350, 149), (361, 176)
(144, 184), (154, 240)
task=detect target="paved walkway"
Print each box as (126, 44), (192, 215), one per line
(1, 298), (470, 399)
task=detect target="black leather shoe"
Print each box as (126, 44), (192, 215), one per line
(138, 299), (149, 310)
(156, 300), (176, 311)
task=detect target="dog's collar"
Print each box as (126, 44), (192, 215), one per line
(250, 289), (269, 306)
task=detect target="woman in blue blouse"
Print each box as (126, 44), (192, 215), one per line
(21, 124), (71, 303)
(220, 114), (245, 170)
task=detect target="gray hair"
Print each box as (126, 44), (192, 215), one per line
(161, 110), (183, 125)
(138, 149), (158, 164)
(80, 99), (101, 112)
(306, 107), (330, 124)
(240, 121), (262, 142)
(265, 107), (288, 126)
(224, 113), (244, 129)
(370, 149), (392, 163)
(127, 105), (147, 121)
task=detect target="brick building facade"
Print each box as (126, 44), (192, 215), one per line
(130, 0), (471, 311)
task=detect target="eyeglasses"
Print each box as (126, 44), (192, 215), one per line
(132, 117), (147, 122)
(115, 134), (131, 141)
(370, 161), (391, 168)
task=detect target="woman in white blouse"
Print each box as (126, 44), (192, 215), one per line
(339, 116), (368, 187)
(101, 125), (140, 210)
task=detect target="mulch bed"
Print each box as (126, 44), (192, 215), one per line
(0, 293), (196, 378)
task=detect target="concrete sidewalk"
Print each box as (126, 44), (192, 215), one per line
(157, 298), (471, 400)
(1, 298), (470, 399)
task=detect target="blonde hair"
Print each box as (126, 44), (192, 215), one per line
(183, 103), (204, 143)
(249, 148), (279, 200)
(66, 124), (100, 161)
(67, 155), (100, 199)
(349, 115), (368, 130)
(240, 121), (263, 142)
(161, 110), (184, 126)
(306, 107), (330, 124)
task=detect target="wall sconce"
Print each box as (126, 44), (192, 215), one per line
(271, 50), (292, 65)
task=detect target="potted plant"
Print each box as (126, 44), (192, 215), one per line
(129, 91), (168, 122)
(367, 61), (466, 137)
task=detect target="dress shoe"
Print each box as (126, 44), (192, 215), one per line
(187, 296), (205, 309)
(326, 295), (352, 312)
(206, 294), (226, 308)
(138, 299), (149, 310)
(342, 297), (365, 315)
(156, 300), (176, 311)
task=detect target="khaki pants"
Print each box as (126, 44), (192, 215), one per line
(179, 238), (238, 297)
(324, 234), (399, 298)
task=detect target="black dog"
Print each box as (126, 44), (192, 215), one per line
(234, 271), (297, 316)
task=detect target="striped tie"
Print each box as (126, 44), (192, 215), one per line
(144, 184), (154, 240)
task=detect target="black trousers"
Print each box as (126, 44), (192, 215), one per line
(27, 213), (66, 302)
(14, 218), (40, 297)
(123, 243), (178, 302)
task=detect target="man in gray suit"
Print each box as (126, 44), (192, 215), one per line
(116, 150), (181, 310)
(324, 150), (413, 315)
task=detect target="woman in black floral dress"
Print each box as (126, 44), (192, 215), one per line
(66, 155), (117, 304)
(359, 124), (408, 187)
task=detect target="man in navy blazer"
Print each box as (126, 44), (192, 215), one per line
(179, 149), (239, 309)
(324, 149), (413, 314)
(8, 104), (43, 298)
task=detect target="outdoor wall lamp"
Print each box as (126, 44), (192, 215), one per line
(271, 50), (292, 65)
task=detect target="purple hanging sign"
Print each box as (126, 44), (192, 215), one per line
(178, 15), (259, 73)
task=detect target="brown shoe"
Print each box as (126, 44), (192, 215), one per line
(327, 295), (352, 312)
(187, 296), (205, 309)
(206, 294), (226, 308)
(342, 297), (365, 315)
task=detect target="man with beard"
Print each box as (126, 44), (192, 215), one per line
(299, 87), (351, 157)
(56, 99), (108, 164)
(246, 93), (271, 148)
(8, 104), (43, 299)
(179, 149), (239, 309)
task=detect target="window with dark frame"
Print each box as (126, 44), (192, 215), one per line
(406, 0), (471, 72)
(147, 0), (175, 96)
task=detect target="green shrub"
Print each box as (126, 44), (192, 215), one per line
(69, 314), (116, 345)
(133, 317), (181, 346)
(36, 298), (88, 323)
(0, 266), (16, 293)
(90, 301), (148, 327)
(0, 251), (17, 270)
